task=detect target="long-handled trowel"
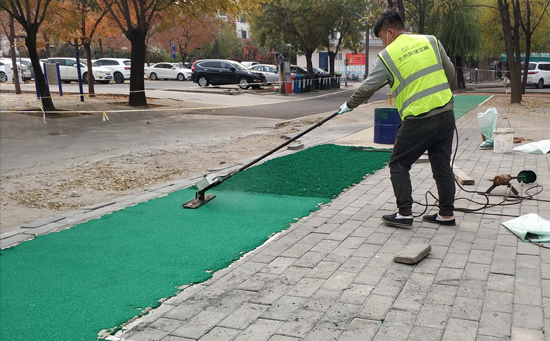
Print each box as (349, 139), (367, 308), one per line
(182, 111), (340, 209)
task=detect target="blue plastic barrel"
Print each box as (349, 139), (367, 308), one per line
(374, 108), (401, 144)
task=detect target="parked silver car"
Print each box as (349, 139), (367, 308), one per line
(248, 64), (280, 84)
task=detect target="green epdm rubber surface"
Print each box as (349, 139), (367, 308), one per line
(0, 144), (390, 341)
(453, 94), (491, 119)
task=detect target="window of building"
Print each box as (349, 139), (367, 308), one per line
(241, 30), (247, 39)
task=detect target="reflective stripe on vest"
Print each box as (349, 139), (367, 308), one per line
(379, 35), (452, 119)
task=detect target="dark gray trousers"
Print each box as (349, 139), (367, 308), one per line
(389, 110), (456, 216)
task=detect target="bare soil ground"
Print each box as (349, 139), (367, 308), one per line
(0, 92), (322, 233)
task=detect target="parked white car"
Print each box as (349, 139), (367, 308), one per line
(248, 64), (280, 84)
(145, 62), (191, 81)
(93, 58), (131, 83)
(45, 57), (113, 84)
(0, 60), (14, 82)
(241, 61), (259, 68)
(523, 61), (550, 89)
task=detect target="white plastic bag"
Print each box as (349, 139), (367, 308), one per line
(502, 213), (550, 242)
(512, 140), (550, 154)
(477, 107), (498, 148)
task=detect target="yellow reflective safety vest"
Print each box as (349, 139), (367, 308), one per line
(379, 34), (452, 119)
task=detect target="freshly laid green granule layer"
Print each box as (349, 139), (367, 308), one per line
(218, 144), (391, 198)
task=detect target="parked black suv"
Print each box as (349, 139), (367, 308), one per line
(191, 59), (267, 89)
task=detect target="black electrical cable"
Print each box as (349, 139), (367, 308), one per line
(412, 124), (547, 216)
(410, 122), (549, 247)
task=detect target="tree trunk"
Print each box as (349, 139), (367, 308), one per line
(497, 0), (522, 103)
(84, 42), (96, 97)
(99, 39), (104, 58)
(455, 56), (465, 89)
(129, 29), (147, 106)
(26, 28), (55, 111)
(9, 15), (21, 94)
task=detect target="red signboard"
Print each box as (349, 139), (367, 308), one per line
(345, 53), (366, 65)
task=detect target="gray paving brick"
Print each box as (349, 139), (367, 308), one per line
(232, 318), (284, 341)
(20, 215), (66, 228)
(516, 254), (541, 270)
(413, 258), (442, 275)
(302, 288), (340, 312)
(512, 304), (544, 330)
(314, 223), (341, 234)
(281, 241), (315, 258)
(267, 335), (301, 341)
(353, 243), (382, 258)
(357, 294), (394, 320)
(205, 289), (257, 314)
(338, 318), (380, 341)
(218, 302), (270, 329)
(514, 284), (543, 306)
(276, 308), (325, 338)
(392, 289), (427, 312)
(483, 290), (513, 313)
(415, 303), (452, 330)
(170, 310), (227, 339)
(339, 256), (369, 273)
(517, 242), (541, 256)
(0, 233), (34, 249)
(250, 283), (291, 305)
(305, 260), (340, 279)
(340, 284), (374, 304)
(321, 270), (357, 291)
(406, 326), (444, 341)
(402, 272), (436, 292)
(162, 335), (195, 341)
(490, 258), (516, 276)
(469, 250), (493, 264)
(238, 273), (279, 291)
(148, 317), (185, 333)
(516, 268), (541, 287)
(199, 326), (241, 341)
(441, 253), (469, 269)
(449, 241), (473, 255)
(442, 318), (478, 341)
(260, 295), (307, 321)
(375, 309), (417, 339)
(493, 245), (517, 260)
(261, 257), (297, 275)
(478, 311), (512, 338)
(510, 327), (544, 341)
(463, 262), (490, 281)
(425, 284), (457, 306)
(123, 326), (169, 341)
(286, 277), (325, 297)
(435, 267), (464, 286)
(300, 328), (342, 341)
(310, 240), (340, 253)
(472, 237), (496, 251)
(293, 251), (327, 268)
(354, 266), (387, 285)
(323, 247), (356, 263)
(458, 279), (487, 299)
(368, 252), (396, 268)
(314, 301), (361, 331)
(450, 296), (483, 321)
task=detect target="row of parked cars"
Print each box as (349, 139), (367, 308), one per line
(189, 59), (332, 89)
(1, 56), (335, 90)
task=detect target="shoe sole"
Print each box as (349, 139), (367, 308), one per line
(381, 217), (413, 228)
(422, 218), (456, 226)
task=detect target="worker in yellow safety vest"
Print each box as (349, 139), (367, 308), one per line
(337, 10), (457, 228)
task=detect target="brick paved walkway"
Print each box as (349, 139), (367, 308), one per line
(111, 96), (550, 341)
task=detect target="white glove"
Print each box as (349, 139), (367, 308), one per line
(338, 102), (352, 114)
